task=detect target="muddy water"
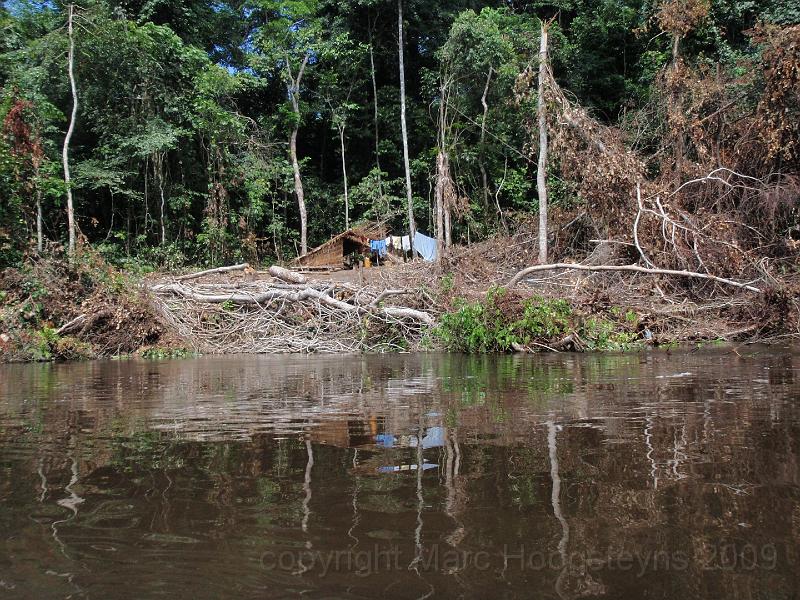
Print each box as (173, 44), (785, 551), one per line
(0, 348), (798, 599)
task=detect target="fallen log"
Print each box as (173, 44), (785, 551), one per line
(176, 263), (250, 282)
(150, 282), (434, 325)
(56, 313), (86, 335)
(268, 265), (308, 284)
(507, 263), (761, 293)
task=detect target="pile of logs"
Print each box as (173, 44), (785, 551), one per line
(148, 265), (435, 353)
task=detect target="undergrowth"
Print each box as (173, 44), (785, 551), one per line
(437, 287), (642, 353)
(0, 250), (169, 362)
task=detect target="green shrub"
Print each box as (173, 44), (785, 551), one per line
(140, 347), (197, 359)
(580, 317), (639, 351)
(437, 288), (573, 353)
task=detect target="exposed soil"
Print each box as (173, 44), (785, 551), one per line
(2, 230), (798, 363)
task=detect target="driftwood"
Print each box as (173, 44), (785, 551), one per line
(268, 265), (307, 284)
(176, 263), (250, 281)
(507, 263), (762, 293)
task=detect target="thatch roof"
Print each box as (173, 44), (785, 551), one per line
(293, 225), (385, 266)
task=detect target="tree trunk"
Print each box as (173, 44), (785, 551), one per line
(156, 154), (166, 246)
(671, 34), (684, 189)
(536, 23), (549, 264)
(435, 77), (447, 260)
(287, 53), (310, 256)
(506, 262), (762, 292)
(290, 126), (307, 254)
(32, 157), (43, 253)
(398, 0), (416, 252)
(479, 66), (493, 217)
(444, 162), (452, 249)
(434, 151), (445, 260)
(36, 187), (43, 253)
(62, 4), (78, 256)
(339, 125), (349, 230)
(367, 20), (385, 204)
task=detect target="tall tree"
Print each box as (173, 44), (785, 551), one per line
(398, 0), (416, 250)
(252, 0), (322, 256)
(536, 20), (550, 264)
(63, 4), (78, 255)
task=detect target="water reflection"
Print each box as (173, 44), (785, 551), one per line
(0, 348), (799, 599)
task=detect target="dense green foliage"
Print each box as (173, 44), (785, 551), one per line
(437, 287), (640, 352)
(0, 0), (796, 268)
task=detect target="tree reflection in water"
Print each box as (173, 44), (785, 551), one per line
(0, 347), (798, 599)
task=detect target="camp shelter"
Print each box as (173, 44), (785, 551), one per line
(293, 226), (384, 269)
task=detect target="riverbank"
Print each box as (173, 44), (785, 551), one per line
(1, 244), (798, 362)
(0, 253), (183, 362)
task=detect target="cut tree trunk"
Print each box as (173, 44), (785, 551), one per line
(268, 265), (307, 285)
(176, 263), (250, 281)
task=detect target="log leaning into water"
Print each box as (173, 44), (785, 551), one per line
(507, 263), (762, 293)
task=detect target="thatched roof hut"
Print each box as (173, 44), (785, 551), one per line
(293, 226), (384, 268)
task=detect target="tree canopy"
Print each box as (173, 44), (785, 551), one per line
(1, 0), (797, 267)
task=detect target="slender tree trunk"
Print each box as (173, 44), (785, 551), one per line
(536, 23), (549, 264)
(435, 78), (446, 261)
(287, 53), (310, 255)
(479, 66), (493, 217)
(36, 188), (43, 253)
(144, 155), (149, 236)
(32, 157), (43, 253)
(671, 34), (683, 189)
(434, 151), (444, 261)
(398, 0), (416, 252)
(367, 21), (385, 203)
(156, 154), (166, 245)
(290, 126), (306, 254)
(62, 4), (78, 256)
(339, 125), (349, 230)
(444, 153), (451, 249)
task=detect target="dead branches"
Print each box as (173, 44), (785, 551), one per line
(507, 262), (762, 292)
(148, 279), (434, 354)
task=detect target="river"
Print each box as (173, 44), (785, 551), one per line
(1, 347), (798, 599)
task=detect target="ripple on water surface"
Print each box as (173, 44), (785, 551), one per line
(0, 347), (799, 599)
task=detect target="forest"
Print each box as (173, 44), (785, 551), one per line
(1, 0), (796, 266)
(0, 0), (798, 359)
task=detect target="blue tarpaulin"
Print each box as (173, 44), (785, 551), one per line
(413, 231), (438, 262)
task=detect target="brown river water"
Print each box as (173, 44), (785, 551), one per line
(0, 347), (799, 599)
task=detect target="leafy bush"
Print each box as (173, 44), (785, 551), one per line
(438, 287), (642, 353)
(581, 318), (639, 351)
(437, 288), (573, 353)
